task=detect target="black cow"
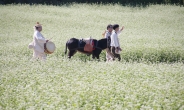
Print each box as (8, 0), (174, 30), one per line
(65, 38), (109, 59)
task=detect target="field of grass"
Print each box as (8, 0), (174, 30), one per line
(0, 4), (184, 109)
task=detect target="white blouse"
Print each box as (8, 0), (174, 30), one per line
(105, 31), (112, 39)
(33, 30), (46, 53)
(110, 30), (122, 48)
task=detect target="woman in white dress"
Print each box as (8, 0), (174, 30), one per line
(30, 22), (48, 61)
(102, 24), (114, 61)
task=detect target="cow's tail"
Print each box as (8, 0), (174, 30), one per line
(65, 41), (68, 55)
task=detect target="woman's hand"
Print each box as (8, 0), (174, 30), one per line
(115, 49), (118, 54)
(120, 26), (124, 31)
(102, 30), (106, 37)
(115, 47), (119, 53)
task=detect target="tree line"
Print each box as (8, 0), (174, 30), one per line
(0, 0), (183, 6)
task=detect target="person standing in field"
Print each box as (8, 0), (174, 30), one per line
(110, 24), (124, 61)
(29, 22), (48, 61)
(102, 24), (114, 61)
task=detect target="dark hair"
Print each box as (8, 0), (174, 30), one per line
(107, 24), (113, 30)
(113, 24), (119, 30)
(35, 26), (39, 30)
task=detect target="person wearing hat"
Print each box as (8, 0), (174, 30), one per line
(30, 22), (49, 60)
(102, 24), (114, 61)
(110, 24), (124, 61)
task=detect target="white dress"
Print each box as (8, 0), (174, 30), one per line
(105, 31), (113, 61)
(32, 30), (47, 60)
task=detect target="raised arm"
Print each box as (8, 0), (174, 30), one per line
(102, 30), (106, 38)
(117, 26), (124, 35)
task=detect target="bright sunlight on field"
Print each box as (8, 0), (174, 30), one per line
(0, 4), (184, 109)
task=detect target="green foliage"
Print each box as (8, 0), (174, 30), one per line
(1, 0), (184, 6)
(0, 4), (184, 109)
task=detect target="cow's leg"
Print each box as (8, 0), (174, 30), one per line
(96, 53), (100, 59)
(94, 52), (101, 61)
(91, 50), (95, 59)
(94, 54), (100, 62)
(68, 50), (77, 58)
(93, 49), (101, 61)
(68, 51), (71, 59)
(92, 53), (95, 59)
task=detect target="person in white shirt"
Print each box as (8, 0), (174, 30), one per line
(31, 22), (48, 61)
(102, 24), (114, 61)
(110, 24), (124, 61)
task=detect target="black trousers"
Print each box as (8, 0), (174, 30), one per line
(111, 47), (121, 61)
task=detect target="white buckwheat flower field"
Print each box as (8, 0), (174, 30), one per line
(0, 4), (184, 110)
